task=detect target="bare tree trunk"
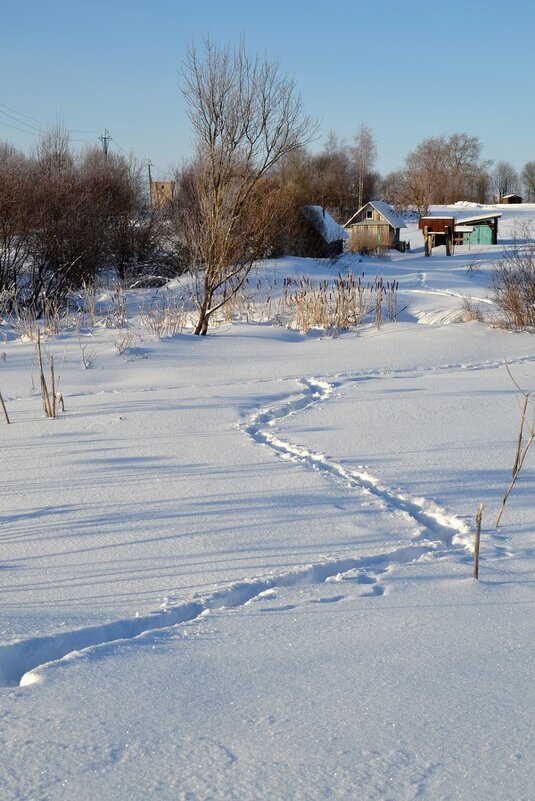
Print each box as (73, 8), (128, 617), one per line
(194, 311), (209, 335)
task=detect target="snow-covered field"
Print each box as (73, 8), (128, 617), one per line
(1, 205), (534, 800)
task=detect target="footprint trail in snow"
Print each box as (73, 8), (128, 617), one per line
(241, 374), (473, 551)
(2, 360), (512, 689)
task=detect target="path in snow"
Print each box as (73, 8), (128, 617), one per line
(0, 356), (520, 689)
(1, 544), (432, 688)
(240, 375), (472, 550)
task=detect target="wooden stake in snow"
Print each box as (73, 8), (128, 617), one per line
(0, 390), (10, 424)
(473, 503), (484, 580)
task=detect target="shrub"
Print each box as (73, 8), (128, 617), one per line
(490, 230), (535, 329)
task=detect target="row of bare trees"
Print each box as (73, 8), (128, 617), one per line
(269, 134), (533, 216)
(171, 124), (380, 266)
(381, 133), (490, 213)
(381, 138), (534, 212)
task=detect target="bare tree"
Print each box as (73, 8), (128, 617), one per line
(352, 125), (377, 210)
(402, 132), (487, 212)
(521, 161), (535, 202)
(271, 132), (367, 225)
(492, 160), (519, 201)
(446, 132), (489, 201)
(405, 135), (448, 212)
(496, 365), (535, 527)
(490, 225), (535, 329)
(378, 169), (411, 211)
(34, 122), (74, 175)
(179, 39), (317, 335)
(1, 127), (163, 315)
(0, 143), (38, 304)
(78, 148), (170, 283)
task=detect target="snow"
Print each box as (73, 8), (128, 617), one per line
(1, 205), (535, 799)
(423, 204), (502, 226)
(303, 205), (349, 242)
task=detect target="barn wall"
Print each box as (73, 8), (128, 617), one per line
(349, 224), (395, 251)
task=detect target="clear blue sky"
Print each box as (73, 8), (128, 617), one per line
(2, 0), (534, 179)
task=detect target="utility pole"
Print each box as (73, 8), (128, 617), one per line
(99, 129), (110, 157)
(147, 160), (153, 207)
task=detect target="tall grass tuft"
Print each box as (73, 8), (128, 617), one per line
(36, 330), (64, 418)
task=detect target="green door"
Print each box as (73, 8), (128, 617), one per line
(468, 224), (492, 245)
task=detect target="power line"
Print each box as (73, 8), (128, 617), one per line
(0, 114), (96, 145)
(0, 116), (93, 145)
(0, 117), (40, 136)
(0, 107), (42, 133)
(0, 101), (56, 130)
(109, 136), (130, 157)
(0, 101), (100, 134)
(0, 103), (137, 155)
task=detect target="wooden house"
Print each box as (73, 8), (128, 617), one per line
(500, 194), (523, 204)
(344, 201), (406, 252)
(419, 208), (501, 255)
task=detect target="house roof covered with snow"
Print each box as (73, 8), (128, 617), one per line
(344, 201), (406, 230)
(302, 205), (349, 243)
(424, 204), (502, 225)
(455, 210), (502, 224)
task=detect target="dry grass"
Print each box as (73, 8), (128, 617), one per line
(36, 330), (64, 418)
(104, 283), (127, 328)
(207, 272), (399, 334)
(2, 270), (400, 341)
(272, 273), (398, 334)
(473, 502), (484, 579)
(9, 302), (39, 341)
(458, 294), (484, 322)
(140, 295), (187, 338)
(496, 365), (535, 527)
(490, 228), (535, 329)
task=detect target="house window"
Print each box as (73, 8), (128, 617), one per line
(366, 210), (373, 219)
